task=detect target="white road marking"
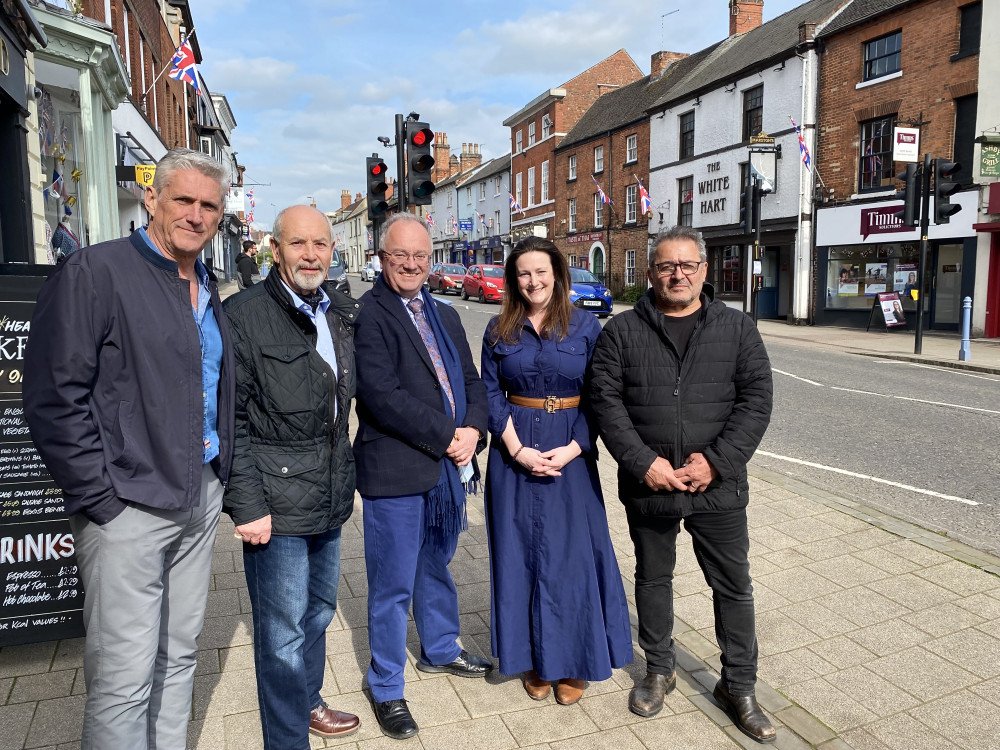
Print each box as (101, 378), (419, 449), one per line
(875, 360), (1000, 382)
(830, 387), (883, 396)
(771, 368), (825, 386)
(756, 450), (980, 506)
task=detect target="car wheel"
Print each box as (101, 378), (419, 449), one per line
(462, 288), (469, 301)
(479, 289), (486, 304)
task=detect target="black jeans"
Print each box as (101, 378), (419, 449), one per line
(626, 506), (758, 696)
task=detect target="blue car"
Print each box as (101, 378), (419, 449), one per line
(568, 267), (613, 317)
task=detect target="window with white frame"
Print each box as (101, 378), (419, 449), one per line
(568, 154), (577, 181)
(569, 254), (578, 267)
(626, 134), (637, 163)
(466, 187), (472, 205)
(494, 175), (502, 195)
(480, 182), (486, 201)
(625, 249), (636, 286)
(515, 172), (522, 207)
(515, 130), (522, 152)
(625, 184), (638, 223)
(594, 193), (603, 227)
(542, 115), (551, 139)
(541, 161), (549, 202)
(594, 145), (604, 173)
(568, 198), (577, 232)
(527, 166), (536, 205)
(447, 193), (453, 208)
(528, 121), (536, 146)
(494, 210), (501, 233)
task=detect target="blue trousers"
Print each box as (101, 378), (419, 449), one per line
(363, 494), (462, 702)
(244, 528), (342, 750)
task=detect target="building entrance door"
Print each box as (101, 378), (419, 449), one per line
(756, 247), (780, 319)
(931, 243), (963, 329)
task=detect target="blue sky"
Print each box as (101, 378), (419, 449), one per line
(195, 0), (804, 226)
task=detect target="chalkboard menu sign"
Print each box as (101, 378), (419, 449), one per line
(0, 274), (85, 646)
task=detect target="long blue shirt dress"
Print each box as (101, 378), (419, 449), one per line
(481, 308), (633, 681)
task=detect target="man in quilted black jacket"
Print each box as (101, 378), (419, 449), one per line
(223, 205), (361, 748)
(590, 225), (775, 744)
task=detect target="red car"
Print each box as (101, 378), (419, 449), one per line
(428, 263), (468, 295)
(462, 264), (505, 303)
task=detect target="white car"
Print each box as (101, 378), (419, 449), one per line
(360, 261), (376, 282)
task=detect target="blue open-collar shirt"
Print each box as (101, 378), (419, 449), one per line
(138, 227), (222, 464)
(281, 280), (339, 418)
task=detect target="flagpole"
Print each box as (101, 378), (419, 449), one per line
(142, 28), (195, 100)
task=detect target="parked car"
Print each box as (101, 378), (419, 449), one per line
(360, 261), (376, 282)
(428, 263), (468, 295)
(326, 248), (351, 296)
(568, 267), (613, 317)
(462, 264), (505, 303)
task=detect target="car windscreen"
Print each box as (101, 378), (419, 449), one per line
(482, 267), (504, 278)
(570, 268), (599, 283)
(444, 265), (466, 275)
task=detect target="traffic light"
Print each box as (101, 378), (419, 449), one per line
(893, 163), (920, 227)
(405, 122), (435, 205)
(934, 159), (961, 224)
(740, 178), (755, 234)
(366, 157), (389, 222)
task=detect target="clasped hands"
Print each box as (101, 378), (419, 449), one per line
(512, 441), (581, 477)
(643, 453), (717, 493)
(445, 426), (479, 467)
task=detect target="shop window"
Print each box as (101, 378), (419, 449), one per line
(954, 2), (981, 59)
(679, 111), (695, 159)
(863, 31), (901, 81)
(678, 176), (693, 227)
(742, 85), (763, 141)
(712, 245), (744, 297)
(859, 115), (895, 191)
(35, 60), (88, 258)
(825, 243), (920, 310)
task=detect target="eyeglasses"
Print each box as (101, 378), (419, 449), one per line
(653, 260), (705, 277)
(384, 251), (432, 264)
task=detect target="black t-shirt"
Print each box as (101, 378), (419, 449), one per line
(660, 306), (701, 359)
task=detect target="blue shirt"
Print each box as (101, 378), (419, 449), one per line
(282, 281), (339, 418)
(138, 227), (222, 464)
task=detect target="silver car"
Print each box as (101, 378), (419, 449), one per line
(360, 261), (377, 282)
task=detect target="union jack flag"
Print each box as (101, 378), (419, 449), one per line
(635, 174), (652, 216)
(788, 116), (812, 170)
(246, 188), (255, 207)
(476, 211), (487, 227)
(246, 211), (254, 223)
(167, 38), (200, 92)
(426, 213), (434, 227)
(592, 175), (612, 205)
(367, 231), (373, 246)
(450, 215), (459, 234)
(508, 192), (524, 216)
(865, 139), (881, 177)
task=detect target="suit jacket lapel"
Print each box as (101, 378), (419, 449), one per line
(373, 283), (437, 377)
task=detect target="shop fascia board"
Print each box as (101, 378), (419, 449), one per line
(34, 4), (129, 109)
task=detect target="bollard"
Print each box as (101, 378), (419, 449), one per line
(959, 296), (972, 361)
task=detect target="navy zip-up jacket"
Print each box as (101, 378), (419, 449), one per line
(23, 231), (235, 524)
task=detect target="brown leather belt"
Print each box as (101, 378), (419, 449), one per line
(507, 394), (581, 413)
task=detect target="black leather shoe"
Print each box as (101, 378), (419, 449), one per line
(713, 682), (776, 744)
(628, 672), (676, 717)
(373, 699), (418, 740)
(415, 649), (493, 678)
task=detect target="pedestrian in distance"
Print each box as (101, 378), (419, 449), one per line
(353, 212), (492, 740)
(223, 205), (361, 747)
(236, 238), (260, 288)
(481, 237), (633, 705)
(23, 148), (236, 750)
(589, 225), (775, 743)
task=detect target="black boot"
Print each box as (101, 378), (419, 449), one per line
(713, 682), (776, 744)
(628, 672), (676, 717)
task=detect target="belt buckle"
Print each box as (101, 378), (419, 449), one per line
(544, 395), (557, 414)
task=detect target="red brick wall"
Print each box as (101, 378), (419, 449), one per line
(816, 0), (979, 199)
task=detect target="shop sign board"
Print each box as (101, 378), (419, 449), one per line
(860, 206), (909, 239)
(458, 220), (473, 232)
(892, 127), (920, 163)
(877, 292), (906, 328)
(0, 275), (85, 647)
(980, 143), (1000, 178)
(568, 232), (603, 244)
(225, 186), (245, 215)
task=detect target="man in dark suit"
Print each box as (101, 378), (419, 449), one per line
(354, 213), (491, 740)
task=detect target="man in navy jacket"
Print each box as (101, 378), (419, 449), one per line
(24, 149), (235, 750)
(354, 213), (491, 740)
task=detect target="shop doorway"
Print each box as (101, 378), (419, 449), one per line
(591, 245), (606, 284)
(931, 243), (963, 330)
(756, 247), (780, 319)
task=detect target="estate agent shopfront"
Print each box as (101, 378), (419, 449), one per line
(814, 190), (979, 330)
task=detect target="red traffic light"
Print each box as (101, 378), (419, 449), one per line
(410, 127), (433, 147)
(370, 162), (385, 176)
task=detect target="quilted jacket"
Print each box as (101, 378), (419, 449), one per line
(222, 270), (360, 535)
(589, 285), (772, 517)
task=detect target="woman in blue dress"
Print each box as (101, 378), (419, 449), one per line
(481, 237), (632, 705)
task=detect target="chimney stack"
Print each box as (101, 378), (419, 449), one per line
(433, 132), (452, 182)
(459, 143), (483, 174)
(650, 51), (689, 79)
(729, 0), (764, 36)
(341, 189), (351, 210)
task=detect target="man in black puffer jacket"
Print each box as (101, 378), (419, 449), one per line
(223, 205), (361, 747)
(591, 225), (774, 744)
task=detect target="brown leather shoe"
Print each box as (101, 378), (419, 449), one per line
(524, 670), (551, 700)
(555, 678), (586, 705)
(713, 682), (776, 744)
(309, 705), (360, 738)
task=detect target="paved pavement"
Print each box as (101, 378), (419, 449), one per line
(2, 280), (997, 749)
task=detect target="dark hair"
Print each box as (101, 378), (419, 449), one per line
(242, 239), (256, 252)
(493, 237), (573, 344)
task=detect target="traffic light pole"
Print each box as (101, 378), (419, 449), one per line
(914, 152), (932, 355)
(395, 113), (407, 214)
(751, 177), (762, 324)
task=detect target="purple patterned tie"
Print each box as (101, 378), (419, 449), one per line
(408, 297), (456, 416)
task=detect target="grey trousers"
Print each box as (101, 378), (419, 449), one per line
(69, 465), (223, 750)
